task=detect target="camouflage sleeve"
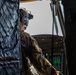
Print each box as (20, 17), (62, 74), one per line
(29, 36), (63, 75)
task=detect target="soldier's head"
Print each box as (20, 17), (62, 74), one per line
(20, 8), (33, 31)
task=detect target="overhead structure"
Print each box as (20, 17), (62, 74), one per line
(21, 0), (37, 2)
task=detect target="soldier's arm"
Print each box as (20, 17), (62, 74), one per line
(29, 36), (63, 75)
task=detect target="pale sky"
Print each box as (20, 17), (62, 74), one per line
(20, 1), (63, 36)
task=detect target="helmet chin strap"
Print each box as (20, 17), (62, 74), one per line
(24, 25), (27, 30)
(24, 20), (29, 29)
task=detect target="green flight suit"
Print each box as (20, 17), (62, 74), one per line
(21, 31), (63, 75)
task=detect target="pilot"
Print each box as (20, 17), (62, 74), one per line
(20, 8), (63, 75)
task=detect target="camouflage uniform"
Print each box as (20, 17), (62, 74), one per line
(21, 31), (63, 75)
